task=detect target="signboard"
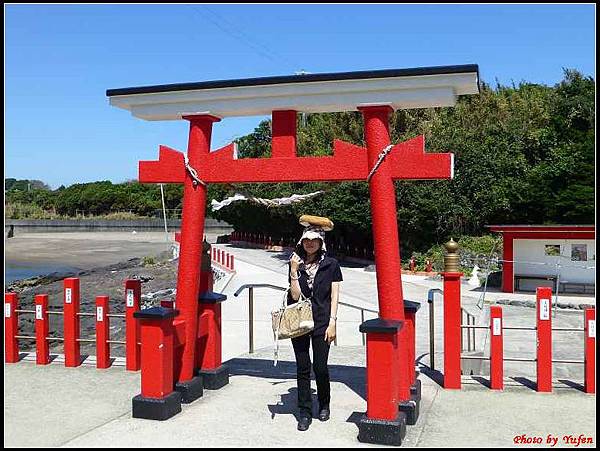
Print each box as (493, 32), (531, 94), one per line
(492, 318), (502, 336)
(539, 299), (550, 321)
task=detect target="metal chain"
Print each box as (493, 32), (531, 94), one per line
(183, 155), (206, 187)
(366, 144), (394, 183)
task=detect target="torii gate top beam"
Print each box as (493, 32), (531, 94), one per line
(106, 65), (479, 121)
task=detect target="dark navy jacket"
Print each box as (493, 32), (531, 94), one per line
(288, 256), (343, 336)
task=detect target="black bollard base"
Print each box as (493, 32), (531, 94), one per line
(399, 394), (420, 426)
(198, 364), (229, 390)
(410, 378), (422, 402)
(132, 391), (182, 421)
(357, 412), (407, 446)
(175, 374), (204, 404)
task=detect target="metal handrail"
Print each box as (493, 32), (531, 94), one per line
(234, 283), (379, 353)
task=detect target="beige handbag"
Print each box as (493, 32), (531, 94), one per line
(271, 289), (314, 365)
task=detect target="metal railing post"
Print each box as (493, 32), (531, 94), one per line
(361, 309), (366, 346)
(249, 287), (254, 354)
(427, 288), (442, 371)
(467, 314), (471, 351)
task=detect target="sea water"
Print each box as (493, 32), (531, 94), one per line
(5, 263), (80, 284)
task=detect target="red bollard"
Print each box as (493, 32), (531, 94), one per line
(125, 279), (141, 371)
(442, 271), (463, 389)
(490, 305), (504, 390)
(584, 308), (595, 394)
(63, 278), (81, 367)
(96, 296), (110, 369)
(401, 300), (421, 425)
(5, 293), (19, 363)
(35, 294), (49, 365)
(358, 319), (406, 446)
(536, 287), (552, 392)
(230, 255), (235, 271)
(197, 292), (228, 389)
(132, 307), (182, 420)
(403, 301), (420, 388)
(226, 253), (231, 269)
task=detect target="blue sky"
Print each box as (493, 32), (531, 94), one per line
(5, 4), (596, 189)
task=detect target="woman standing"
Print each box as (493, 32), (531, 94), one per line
(288, 215), (343, 431)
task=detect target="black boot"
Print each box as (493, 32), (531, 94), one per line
(318, 405), (330, 422)
(297, 415), (312, 431)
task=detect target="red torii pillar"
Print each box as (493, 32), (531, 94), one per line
(135, 109), (452, 428)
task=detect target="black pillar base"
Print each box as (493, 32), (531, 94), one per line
(175, 374), (204, 404)
(357, 412), (407, 446)
(410, 378), (422, 402)
(132, 391), (182, 421)
(198, 364), (229, 390)
(398, 394), (420, 426)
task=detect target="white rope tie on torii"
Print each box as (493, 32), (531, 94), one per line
(184, 154), (206, 187)
(366, 144), (394, 183)
(211, 190), (324, 211)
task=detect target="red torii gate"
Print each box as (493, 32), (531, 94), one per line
(107, 65), (479, 445)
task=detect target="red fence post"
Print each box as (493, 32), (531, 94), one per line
(442, 272), (463, 389)
(5, 293), (19, 363)
(96, 296), (110, 369)
(35, 294), (49, 365)
(125, 279), (141, 371)
(536, 287), (552, 392)
(584, 308), (595, 394)
(132, 307), (182, 420)
(63, 278), (81, 367)
(490, 305), (504, 390)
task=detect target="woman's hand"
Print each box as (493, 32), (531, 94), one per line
(290, 252), (303, 273)
(325, 321), (336, 344)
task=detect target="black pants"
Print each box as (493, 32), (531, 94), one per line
(291, 333), (331, 417)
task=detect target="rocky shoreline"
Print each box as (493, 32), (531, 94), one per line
(6, 251), (179, 357)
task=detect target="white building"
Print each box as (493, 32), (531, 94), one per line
(487, 225), (595, 294)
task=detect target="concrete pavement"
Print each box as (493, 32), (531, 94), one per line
(4, 243), (596, 447)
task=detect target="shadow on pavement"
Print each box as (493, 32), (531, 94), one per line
(268, 387), (320, 420)
(557, 379), (585, 392)
(227, 357), (366, 402)
(511, 376), (537, 391)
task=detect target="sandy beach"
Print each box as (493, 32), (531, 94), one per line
(5, 231), (179, 269)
